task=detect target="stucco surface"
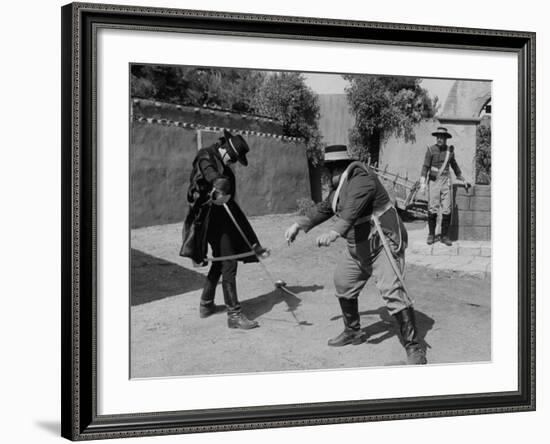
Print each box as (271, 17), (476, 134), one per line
(440, 80), (491, 119)
(131, 123), (310, 228)
(317, 94), (355, 146)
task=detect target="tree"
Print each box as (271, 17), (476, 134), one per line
(343, 75), (436, 165)
(130, 66), (324, 164)
(130, 65), (266, 113)
(252, 72), (324, 165)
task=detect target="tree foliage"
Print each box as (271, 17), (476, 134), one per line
(131, 66), (324, 164)
(252, 72), (324, 165)
(343, 75), (437, 164)
(476, 122), (491, 184)
(130, 65), (266, 113)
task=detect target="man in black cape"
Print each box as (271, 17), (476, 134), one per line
(180, 130), (266, 330)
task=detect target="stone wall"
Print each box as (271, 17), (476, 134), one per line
(130, 112), (310, 228)
(451, 185), (491, 241)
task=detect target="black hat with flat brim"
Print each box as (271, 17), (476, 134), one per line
(431, 126), (452, 139)
(224, 130), (250, 166)
(324, 144), (351, 162)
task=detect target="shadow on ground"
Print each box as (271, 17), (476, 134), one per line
(241, 285), (323, 322)
(131, 248), (205, 306)
(331, 306), (434, 350)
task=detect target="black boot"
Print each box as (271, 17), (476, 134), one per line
(199, 278), (225, 318)
(440, 213), (452, 246)
(393, 307), (427, 365)
(328, 298), (365, 346)
(222, 281), (259, 330)
(426, 212), (437, 245)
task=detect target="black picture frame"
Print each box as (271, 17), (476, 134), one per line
(61, 2), (536, 440)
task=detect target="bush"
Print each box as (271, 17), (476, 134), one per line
(344, 75), (436, 165)
(252, 72), (324, 166)
(296, 197), (316, 216)
(476, 123), (491, 184)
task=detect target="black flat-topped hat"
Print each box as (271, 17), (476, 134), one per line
(431, 126), (452, 139)
(324, 144), (351, 162)
(223, 129), (250, 166)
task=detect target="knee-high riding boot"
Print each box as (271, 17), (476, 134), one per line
(440, 213), (452, 246)
(328, 298), (365, 346)
(426, 212), (437, 245)
(222, 281), (259, 330)
(392, 307), (427, 365)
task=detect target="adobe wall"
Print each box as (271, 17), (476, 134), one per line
(130, 107), (310, 228)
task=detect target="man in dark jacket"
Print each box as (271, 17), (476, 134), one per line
(419, 127), (468, 246)
(285, 145), (427, 365)
(180, 130), (265, 330)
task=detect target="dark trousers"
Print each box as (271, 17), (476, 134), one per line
(206, 259), (238, 287)
(200, 230), (240, 313)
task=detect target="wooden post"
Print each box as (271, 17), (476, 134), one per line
(197, 129), (202, 150)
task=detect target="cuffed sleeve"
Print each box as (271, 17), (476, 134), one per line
(198, 158), (224, 184)
(450, 154), (462, 178)
(332, 217), (353, 236)
(295, 196), (335, 233)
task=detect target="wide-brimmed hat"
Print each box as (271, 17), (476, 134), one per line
(324, 145), (351, 162)
(223, 130), (249, 166)
(431, 126), (452, 139)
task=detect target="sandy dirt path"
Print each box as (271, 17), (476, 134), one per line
(130, 214), (490, 378)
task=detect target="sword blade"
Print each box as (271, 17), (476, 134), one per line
(372, 215), (415, 306)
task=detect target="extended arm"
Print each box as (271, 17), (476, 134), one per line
(285, 196), (335, 244)
(449, 153), (465, 181)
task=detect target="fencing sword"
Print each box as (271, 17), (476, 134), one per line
(220, 203), (310, 326)
(371, 210), (415, 306)
(221, 203), (295, 295)
(219, 203), (313, 327)
(204, 251), (257, 262)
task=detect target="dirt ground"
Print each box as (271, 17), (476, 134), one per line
(130, 213), (491, 378)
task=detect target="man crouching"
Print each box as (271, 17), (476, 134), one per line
(285, 145), (427, 365)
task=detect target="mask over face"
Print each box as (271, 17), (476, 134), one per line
(219, 146), (235, 166)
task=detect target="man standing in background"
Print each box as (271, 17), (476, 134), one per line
(419, 127), (469, 246)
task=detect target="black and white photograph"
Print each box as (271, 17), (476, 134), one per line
(3, 0), (545, 443)
(129, 65), (492, 378)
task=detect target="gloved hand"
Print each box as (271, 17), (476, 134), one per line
(209, 188), (230, 205)
(210, 177), (232, 205)
(213, 177), (231, 194)
(458, 176), (471, 191)
(316, 230), (340, 247)
(285, 223), (301, 245)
